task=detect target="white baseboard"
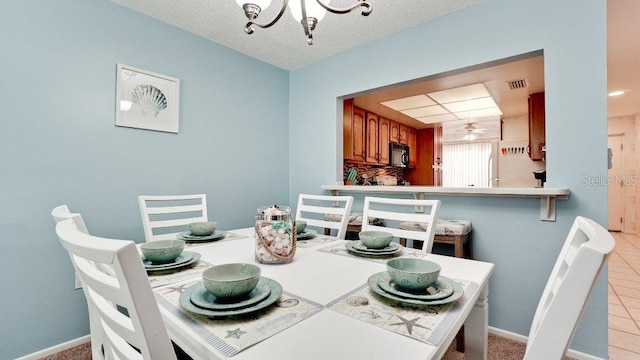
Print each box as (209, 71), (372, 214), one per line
(489, 326), (528, 342)
(15, 335), (90, 360)
(488, 326), (606, 360)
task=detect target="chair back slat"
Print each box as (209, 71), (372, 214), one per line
(145, 204), (205, 215)
(295, 194), (354, 240)
(365, 224), (430, 242)
(51, 205), (106, 360)
(524, 216), (615, 359)
(102, 324), (144, 360)
(85, 287), (138, 345)
(72, 256), (122, 299)
(55, 218), (177, 360)
(138, 194), (207, 242)
(366, 208), (431, 223)
(362, 196), (441, 252)
(148, 217), (207, 230)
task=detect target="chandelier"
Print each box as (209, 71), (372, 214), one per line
(234, 0), (372, 45)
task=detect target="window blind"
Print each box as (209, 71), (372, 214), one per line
(442, 142), (493, 187)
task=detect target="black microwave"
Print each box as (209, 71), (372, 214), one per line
(389, 142), (409, 167)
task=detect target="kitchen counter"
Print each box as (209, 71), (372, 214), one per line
(321, 185), (570, 221)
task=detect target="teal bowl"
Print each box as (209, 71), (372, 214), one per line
(296, 220), (307, 234)
(141, 239), (185, 264)
(386, 258), (441, 293)
(359, 230), (393, 249)
(202, 263), (261, 299)
(188, 221), (217, 236)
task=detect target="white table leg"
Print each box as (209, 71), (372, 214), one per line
(464, 283), (489, 360)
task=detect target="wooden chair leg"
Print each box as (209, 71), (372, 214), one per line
(453, 237), (464, 258)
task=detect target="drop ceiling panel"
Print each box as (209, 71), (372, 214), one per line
(427, 83), (490, 104)
(401, 105), (448, 117)
(455, 107), (503, 119)
(381, 94), (436, 111)
(441, 97), (498, 113)
(416, 113), (459, 124)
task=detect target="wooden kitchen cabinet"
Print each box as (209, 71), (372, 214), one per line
(528, 92), (545, 161)
(344, 100), (414, 166)
(343, 99), (366, 162)
(365, 112), (379, 163)
(364, 113), (391, 165)
(390, 120), (400, 143)
(399, 124), (409, 145)
(378, 117), (390, 165)
(408, 127), (417, 168)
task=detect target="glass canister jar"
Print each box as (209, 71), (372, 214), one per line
(255, 205), (297, 264)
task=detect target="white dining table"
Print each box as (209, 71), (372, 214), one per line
(151, 228), (494, 360)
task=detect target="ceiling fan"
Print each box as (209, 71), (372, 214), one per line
(464, 122), (488, 134)
(460, 122), (488, 141)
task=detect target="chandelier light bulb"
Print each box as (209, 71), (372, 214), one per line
(289, 0), (328, 22)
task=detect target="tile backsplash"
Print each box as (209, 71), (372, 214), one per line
(343, 161), (405, 185)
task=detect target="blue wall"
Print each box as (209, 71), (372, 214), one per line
(289, 0), (608, 357)
(0, 0), (609, 358)
(0, 1), (289, 358)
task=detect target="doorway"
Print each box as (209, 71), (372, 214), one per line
(608, 134), (624, 231)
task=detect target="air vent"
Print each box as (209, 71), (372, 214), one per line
(506, 78), (527, 90)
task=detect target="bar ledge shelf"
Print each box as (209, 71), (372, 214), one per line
(321, 185), (570, 222)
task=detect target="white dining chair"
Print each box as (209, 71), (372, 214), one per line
(361, 196), (441, 253)
(295, 194), (354, 239)
(51, 205), (106, 360)
(55, 217), (178, 360)
(138, 194), (208, 242)
(523, 216), (615, 359)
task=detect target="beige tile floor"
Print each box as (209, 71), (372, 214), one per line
(609, 232), (640, 359)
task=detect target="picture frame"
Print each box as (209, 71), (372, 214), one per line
(115, 64), (180, 133)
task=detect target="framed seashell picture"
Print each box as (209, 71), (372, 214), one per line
(115, 64), (180, 133)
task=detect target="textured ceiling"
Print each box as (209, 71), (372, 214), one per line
(110, 0), (640, 118)
(110, 0), (485, 70)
